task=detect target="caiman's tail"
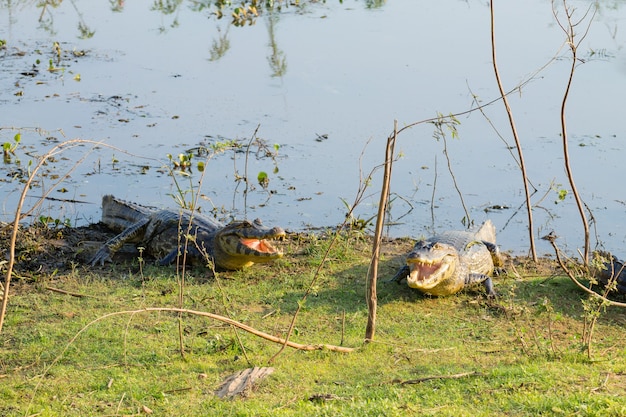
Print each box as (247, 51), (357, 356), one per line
(474, 219), (503, 268)
(474, 219), (497, 244)
(101, 195), (153, 231)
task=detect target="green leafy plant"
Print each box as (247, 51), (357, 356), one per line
(167, 152), (193, 172)
(38, 215), (71, 228)
(3, 133), (21, 164)
(257, 171), (269, 189)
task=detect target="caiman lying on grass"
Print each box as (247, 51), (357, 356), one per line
(90, 195), (285, 270)
(392, 220), (502, 297)
(593, 251), (626, 295)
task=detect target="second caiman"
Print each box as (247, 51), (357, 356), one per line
(392, 220), (502, 297)
(90, 195), (285, 270)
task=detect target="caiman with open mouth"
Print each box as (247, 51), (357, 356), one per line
(90, 195), (285, 270)
(392, 220), (502, 297)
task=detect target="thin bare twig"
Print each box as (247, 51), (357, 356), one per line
(396, 371), (482, 385)
(430, 155), (437, 229)
(440, 130), (471, 226)
(490, 0), (537, 261)
(545, 237), (626, 308)
(45, 286), (93, 298)
(1, 138), (170, 333)
(552, 0), (596, 265)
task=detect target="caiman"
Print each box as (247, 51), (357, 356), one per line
(593, 251), (626, 295)
(392, 220), (502, 297)
(90, 195), (285, 270)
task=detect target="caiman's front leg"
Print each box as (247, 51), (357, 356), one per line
(389, 265), (410, 284)
(159, 246), (204, 266)
(466, 273), (496, 298)
(90, 217), (151, 266)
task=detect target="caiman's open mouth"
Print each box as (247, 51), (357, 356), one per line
(240, 238), (283, 256)
(216, 221), (286, 269)
(406, 258), (451, 290)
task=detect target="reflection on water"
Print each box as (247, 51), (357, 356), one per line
(266, 10), (287, 78)
(0, 0), (625, 257)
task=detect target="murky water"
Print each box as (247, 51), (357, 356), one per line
(1, 0), (625, 256)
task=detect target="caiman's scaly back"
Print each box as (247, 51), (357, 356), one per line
(392, 220), (501, 297)
(90, 195), (285, 270)
(101, 194), (154, 233)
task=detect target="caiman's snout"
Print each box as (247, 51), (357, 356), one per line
(407, 258), (446, 282)
(216, 219), (287, 269)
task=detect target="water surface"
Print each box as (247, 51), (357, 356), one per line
(1, 0), (625, 256)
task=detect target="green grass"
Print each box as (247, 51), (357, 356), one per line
(2, 233), (626, 416)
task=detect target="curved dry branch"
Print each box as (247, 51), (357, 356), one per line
(143, 307), (355, 352)
(0, 139), (172, 333)
(25, 306), (354, 414)
(546, 237), (626, 308)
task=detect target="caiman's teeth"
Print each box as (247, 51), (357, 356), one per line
(408, 259), (435, 265)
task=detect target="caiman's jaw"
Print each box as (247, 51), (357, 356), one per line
(405, 242), (458, 290)
(239, 238), (282, 255)
(407, 256), (455, 290)
(216, 219), (286, 270)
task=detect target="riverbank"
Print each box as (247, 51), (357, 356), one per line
(2, 226), (626, 415)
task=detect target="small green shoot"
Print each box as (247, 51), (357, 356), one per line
(257, 171), (269, 189)
(554, 188), (568, 204)
(168, 153), (193, 172)
(38, 215), (71, 228)
(3, 133), (21, 164)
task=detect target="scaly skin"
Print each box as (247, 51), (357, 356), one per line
(392, 220), (501, 296)
(90, 195), (285, 270)
(593, 251), (626, 294)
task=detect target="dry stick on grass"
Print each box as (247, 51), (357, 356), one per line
(212, 266), (253, 366)
(26, 307), (354, 413)
(490, 0), (537, 262)
(552, 0), (596, 266)
(365, 121), (397, 342)
(267, 219), (351, 362)
(45, 286), (93, 298)
(135, 308), (353, 352)
(395, 371), (482, 386)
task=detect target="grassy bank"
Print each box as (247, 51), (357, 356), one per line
(2, 230), (626, 416)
